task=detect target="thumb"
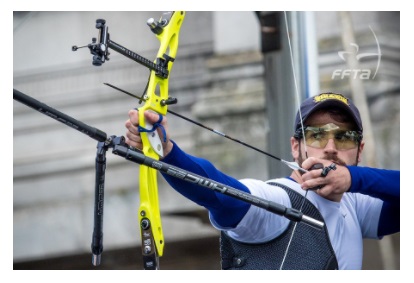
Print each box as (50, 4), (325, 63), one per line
(144, 110), (164, 124)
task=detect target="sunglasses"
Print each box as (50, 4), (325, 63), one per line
(295, 123), (362, 150)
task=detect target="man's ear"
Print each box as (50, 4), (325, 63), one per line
(291, 137), (300, 160)
(357, 140), (365, 163)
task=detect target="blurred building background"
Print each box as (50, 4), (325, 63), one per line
(13, 11), (399, 270)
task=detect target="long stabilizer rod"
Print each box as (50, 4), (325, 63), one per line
(13, 88), (107, 142)
(112, 142), (324, 229)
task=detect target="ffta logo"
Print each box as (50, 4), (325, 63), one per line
(332, 26), (381, 80)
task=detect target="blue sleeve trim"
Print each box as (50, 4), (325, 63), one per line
(347, 166), (400, 236)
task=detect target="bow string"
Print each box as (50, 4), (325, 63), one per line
(279, 11), (325, 270)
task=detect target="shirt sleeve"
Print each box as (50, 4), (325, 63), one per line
(347, 166), (400, 203)
(160, 140), (251, 228)
(347, 166), (400, 236)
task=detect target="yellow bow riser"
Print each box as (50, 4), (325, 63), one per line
(138, 11), (185, 269)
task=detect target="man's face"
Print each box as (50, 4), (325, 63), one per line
(291, 111), (365, 167)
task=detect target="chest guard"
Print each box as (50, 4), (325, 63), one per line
(220, 182), (338, 270)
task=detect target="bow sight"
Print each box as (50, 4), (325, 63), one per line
(72, 12), (176, 78)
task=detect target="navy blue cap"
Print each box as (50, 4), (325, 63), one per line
(294, 92), (363, 133)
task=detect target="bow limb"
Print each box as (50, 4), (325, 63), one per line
(138, 11), (185, 270)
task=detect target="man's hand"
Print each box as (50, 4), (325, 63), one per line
(301, 157), (351, 201)
(125, 109), (173, 157)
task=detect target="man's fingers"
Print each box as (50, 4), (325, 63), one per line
(128, 109), (139, 124)
(301, 157), (320, 170)
(128, 109), (167, 126)
(302, 178), (324, 190)
(125, 109), (170, 152)
(125, 119), (138, 134)
(144, 110), (166, 124)
(125, 131), (143, 149)
(301, 168), (322, 182)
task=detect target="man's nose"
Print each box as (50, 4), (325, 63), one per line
(324, 138), (338, 153)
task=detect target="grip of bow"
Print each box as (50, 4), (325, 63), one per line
(138, 11), (185, 270)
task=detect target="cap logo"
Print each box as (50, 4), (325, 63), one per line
(313, 93), (349, 106)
